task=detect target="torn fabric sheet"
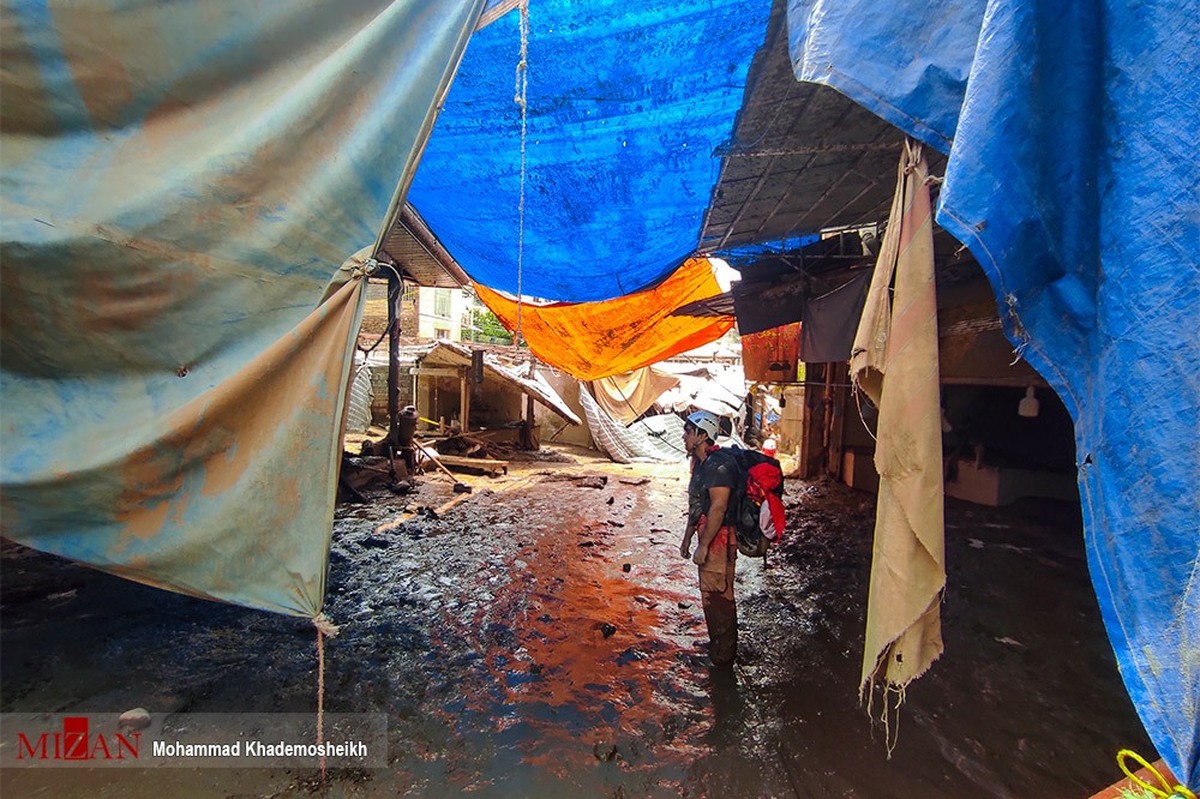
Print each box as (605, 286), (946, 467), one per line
(592, 368), (682, 426)
(851, 142), (946, 707)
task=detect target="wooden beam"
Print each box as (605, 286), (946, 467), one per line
(410, 366), (467, 378)
(434, 454), (508, 476)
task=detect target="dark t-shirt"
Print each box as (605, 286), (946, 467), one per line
(688, 449), (739, 527)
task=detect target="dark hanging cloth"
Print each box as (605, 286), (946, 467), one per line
(731, 276), (805, 335)
(800, 271), (871, 362)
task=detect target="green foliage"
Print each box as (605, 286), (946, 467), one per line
(468, 305), (513, 345)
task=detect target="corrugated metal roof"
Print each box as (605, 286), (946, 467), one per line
(420, 340), (582, 426)
(699, 0), (945, 253)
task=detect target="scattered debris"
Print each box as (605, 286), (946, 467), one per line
(617, 647), (648, 665)
(593, 741), (618, 762)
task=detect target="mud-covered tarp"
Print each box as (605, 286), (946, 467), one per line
(474, 258), (734, 381)
(788, 0), (1200, 783)
(0, 1), (485, 617)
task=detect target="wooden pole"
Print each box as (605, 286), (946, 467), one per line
(460, 375), (470, 434)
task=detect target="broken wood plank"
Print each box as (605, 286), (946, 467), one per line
(431, 454), (508, 476)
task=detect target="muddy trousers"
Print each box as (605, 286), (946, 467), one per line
(699, 535), (737, 667)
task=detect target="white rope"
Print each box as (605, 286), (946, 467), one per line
(854, 385), (878, 443)
(513, 0), (530, 348)
(312, 613), (340, 783)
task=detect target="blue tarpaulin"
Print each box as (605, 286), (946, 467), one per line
(788, 0), (1199, 784)
(408, 0), (772, 302)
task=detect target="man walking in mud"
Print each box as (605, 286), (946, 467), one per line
(678, 410), (739, 667)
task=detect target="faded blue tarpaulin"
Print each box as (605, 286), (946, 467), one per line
(0, 0), (485, 616)
(788, 0), (1199, 784)
(408, 0), (772, 302)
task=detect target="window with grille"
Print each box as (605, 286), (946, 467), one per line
(433, 288), (451, 318)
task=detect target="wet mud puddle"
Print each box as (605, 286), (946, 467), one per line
(1, 457), (1154, 798)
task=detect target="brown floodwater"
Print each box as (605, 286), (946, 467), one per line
(0, 447), (1153, 797)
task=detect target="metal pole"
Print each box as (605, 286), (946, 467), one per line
(387, 268), (402, 445)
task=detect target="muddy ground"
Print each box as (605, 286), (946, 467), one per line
(1, 445), (1154, 798)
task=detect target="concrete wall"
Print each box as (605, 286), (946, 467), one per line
(366, 354), (418, 427)
(534, 368), (594, 449)
(417, 287), (468, 341)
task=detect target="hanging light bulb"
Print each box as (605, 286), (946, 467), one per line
(1018, 385), (1040, 418)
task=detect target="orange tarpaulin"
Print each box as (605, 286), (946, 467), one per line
(474, 258), (733, 381)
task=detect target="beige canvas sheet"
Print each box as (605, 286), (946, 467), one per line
(851, 141), (946, 704)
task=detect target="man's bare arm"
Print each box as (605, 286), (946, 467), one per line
(692, 485), (730, 565)
(680, 521), (696, 559)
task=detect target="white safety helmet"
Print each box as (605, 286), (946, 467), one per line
(685, 410), (721, 442)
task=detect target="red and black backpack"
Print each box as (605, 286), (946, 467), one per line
(705, 447), (786, 557)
